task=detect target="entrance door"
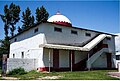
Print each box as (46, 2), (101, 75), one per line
(106, 53), (112, 69)
(53, 49), (59, 70)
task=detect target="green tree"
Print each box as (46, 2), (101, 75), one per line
(0, 3), (20, 37)
(30, 15), (34, 27)
(0, 3), (20, 56)
(0, 5), (10, 37)
(9, 3), (20, 36)
(17, 26), (22, 33)
(35, 6), (49, 24)
(22, 7), (34, 30)
(0, 37), (10, 54)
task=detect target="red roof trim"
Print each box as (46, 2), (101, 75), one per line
(53, 21), (72, 27)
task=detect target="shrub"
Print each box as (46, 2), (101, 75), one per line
(8, 67), (27, 75)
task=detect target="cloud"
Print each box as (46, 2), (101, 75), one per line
(115, 33), (120, 52)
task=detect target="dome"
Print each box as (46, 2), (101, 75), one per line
(47, 12), (72, 26)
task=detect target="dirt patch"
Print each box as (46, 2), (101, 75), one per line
(1, 77), (19, 80)
(108, 72), (120, 79)
(37, 76), (62, 80)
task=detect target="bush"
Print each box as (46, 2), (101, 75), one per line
(8, 67), (27, 75)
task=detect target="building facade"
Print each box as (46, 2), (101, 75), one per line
(8, 12), (116, 72)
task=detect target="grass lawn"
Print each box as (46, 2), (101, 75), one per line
(4, 70), (120, 80)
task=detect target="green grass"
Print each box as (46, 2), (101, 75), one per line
(5, 70), (120, 80)
(58, 70), (119, 80)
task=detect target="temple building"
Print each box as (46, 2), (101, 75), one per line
(7, 12), (116, 72)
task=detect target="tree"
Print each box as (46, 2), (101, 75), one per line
(0, 3), (20, 57)
(0, 5), (10, 37)
(22, 7), (34, 30)
(35, 6), (49, 24)
(30, 15), (34, 27)
(0, 37), (10, 54)
(0, 3), (20, 37)
(17, 26), (22, 33)
(9, 3), (20, 36)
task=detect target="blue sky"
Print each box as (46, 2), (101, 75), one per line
(0, 1), (119, 39)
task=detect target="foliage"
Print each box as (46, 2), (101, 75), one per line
(0, 37), (10, 54)
(35, 6), (49, 24)
(16, 70), (40, 80)
(21, 7), (34, 31)
(0, 3), (20, 37)
(0, 3), (20, 57)
(8, 68), (27, 75)
(9, 3), (20, 36)
(17, 26), (22, 33)
(0, 5), (9, 37)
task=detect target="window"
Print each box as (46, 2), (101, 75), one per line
(21, 52), (24, 58)
(34, 28), (38, 33)
(13, 54), (15, 58)
(106, 37), (111, 40)
(85, 33), (91, 37)
(54, 27), (62, 32)
(116, 55), (120, 60)
(71, 30), (78, 35)
(14, 38), (17, 42)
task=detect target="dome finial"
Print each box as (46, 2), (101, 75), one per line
(56, 10), (61, 15)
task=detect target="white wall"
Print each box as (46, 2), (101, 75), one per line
(75, 51), (87, 64)
(115, 33), (120, 52)
(7, 58), (38, 72)
(108, 37), (116, 68)
(59, 50), (69, 67)
(107, 37), (116, 53)
(92, 53), (107, 68)
(10, 34), (45, 59)
(43, 23), (98, 46)
(104, 37), (116, 68)
(43, 48), (53, 67)
(10, 24), (45, 43)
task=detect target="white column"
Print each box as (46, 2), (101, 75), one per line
(118, 62), (120, 72)
(49, 49), (51, 72)
(71, 51), (72, 72)
(87, 53), (91, 71)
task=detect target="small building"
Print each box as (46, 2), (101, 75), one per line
(7, 12), (116, 72)
(116, 52), (120, 68)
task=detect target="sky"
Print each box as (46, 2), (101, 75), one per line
(0, 0), (119, 40)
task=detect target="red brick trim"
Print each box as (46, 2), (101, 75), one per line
(53, 22), (72, 27)
(37, 67), (70, 72)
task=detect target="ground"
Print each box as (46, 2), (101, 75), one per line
(0, 70), (120, 80)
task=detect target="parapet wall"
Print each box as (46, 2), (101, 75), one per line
(7, 58), (38, 72)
